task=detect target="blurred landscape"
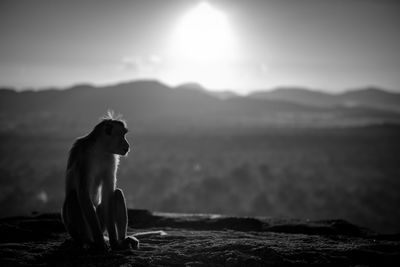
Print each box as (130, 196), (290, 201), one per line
(1, 80), (400, 234)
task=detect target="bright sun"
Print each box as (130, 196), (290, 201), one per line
(168, 2), (238, 88)
(173, 2), (235, 62)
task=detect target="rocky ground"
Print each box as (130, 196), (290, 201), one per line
(0, 209), (399, 266)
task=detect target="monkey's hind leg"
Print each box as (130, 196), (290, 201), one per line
(62, 191), (89, 246)
(113, 188), (139, 250)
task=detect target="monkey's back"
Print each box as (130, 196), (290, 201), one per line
(65, 134), (116, 206)
(65, 136), (92, 195)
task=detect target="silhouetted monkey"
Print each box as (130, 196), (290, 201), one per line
(61, 112), (139, 251)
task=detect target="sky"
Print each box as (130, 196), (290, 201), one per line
(0, 0), (399, 94)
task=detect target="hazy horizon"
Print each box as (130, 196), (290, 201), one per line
(1, 0), (400, 93)
(2, 78), (399, 96)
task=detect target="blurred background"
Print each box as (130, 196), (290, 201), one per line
(0, 0), (399, 234)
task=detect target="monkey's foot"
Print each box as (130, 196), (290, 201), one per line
(111, 236), (140, 251)
(125, 236), (140, 250)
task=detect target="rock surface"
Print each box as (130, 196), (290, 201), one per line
(1, 210), (399, 266)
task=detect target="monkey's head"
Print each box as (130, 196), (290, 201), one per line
(98, 120), (130, 156)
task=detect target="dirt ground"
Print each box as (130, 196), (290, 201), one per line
(1, 210), (399, 266)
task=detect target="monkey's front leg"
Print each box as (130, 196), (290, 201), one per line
(103, 191), (119, 250)
(110, 188), (139, 250)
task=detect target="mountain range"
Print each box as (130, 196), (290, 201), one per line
(0, 80), (399, 133)
(248, 86), (400, 112)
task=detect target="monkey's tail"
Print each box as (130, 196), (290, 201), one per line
(133, 230), (167, 237)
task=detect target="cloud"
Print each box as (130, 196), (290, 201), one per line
(121, 55), (163, 74)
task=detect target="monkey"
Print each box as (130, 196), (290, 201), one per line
(61, 112), (139, 251)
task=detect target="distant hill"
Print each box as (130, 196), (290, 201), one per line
(0, 81), (399, 134)
(174, 82), (239, 99)
(339, 87), (400, 111)
(248, 87), (400, 112)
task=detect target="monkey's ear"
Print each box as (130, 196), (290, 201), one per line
(104, 123), (113, 135)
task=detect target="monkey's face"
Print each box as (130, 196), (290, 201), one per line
(103, 122), (130, 156)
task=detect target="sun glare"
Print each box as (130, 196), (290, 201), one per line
(173, 2), (235, 62)
(168, 2), (238, 89)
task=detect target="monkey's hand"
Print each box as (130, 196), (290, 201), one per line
(111, 236), (140, 251)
